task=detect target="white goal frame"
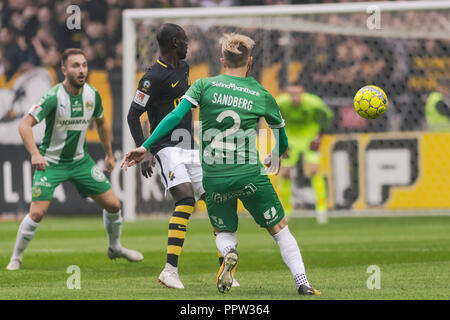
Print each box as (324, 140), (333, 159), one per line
(121, 1), (450, 221)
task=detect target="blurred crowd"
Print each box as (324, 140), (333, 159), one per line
(0, 0), (448, 132)
(0, 0), (398, 78)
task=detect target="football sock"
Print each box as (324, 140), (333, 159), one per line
(216, 231), (237, 256)
(103, 209), (123, 250)
(311, 173), (327, 212)
(166, 197), (195, 268)
(214, 233), (225, 266)
(272, 226), (310, 289)
(294, 273), (310, 288)
(11, 214), (40, 260)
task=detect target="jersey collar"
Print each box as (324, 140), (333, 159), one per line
(157, 58), (169, 68)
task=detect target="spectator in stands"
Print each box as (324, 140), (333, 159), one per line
(425, 79), (450, 132)
(0, 27), (36, 79)
(31, 7), (59, 67)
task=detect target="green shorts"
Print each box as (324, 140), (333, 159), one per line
(203, 173), (285, 232)
(31, 155), (112, 201)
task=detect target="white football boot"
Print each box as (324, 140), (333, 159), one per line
(158, 269), (185, 289)
(107, 247), (143, 262)
(6, 258), (22, 270)
(217, 249), (239, 293)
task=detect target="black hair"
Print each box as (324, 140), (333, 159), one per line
(156, 23), (185, 49)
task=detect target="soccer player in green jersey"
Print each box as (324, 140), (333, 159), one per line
(6, 48), (143, 271)
(122, 33), (320, 295)
(276, 83), (333, 224)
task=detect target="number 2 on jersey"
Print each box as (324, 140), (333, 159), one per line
(210, 110), (241, 151)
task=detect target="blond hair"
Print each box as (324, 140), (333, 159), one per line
(220, 33), (255, 68)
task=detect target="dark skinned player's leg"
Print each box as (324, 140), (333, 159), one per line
(164, 182), (196, 272)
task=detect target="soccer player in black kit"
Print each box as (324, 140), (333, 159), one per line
(127, 23), (204, 289)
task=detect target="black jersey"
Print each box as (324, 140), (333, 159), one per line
(130, 58), (192, 154)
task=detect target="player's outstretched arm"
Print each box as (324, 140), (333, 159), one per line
(121, 99), (193, 169)
(95, 117), (115, 173)
(18, 114), (49, 171)
(141, 98), (193, 150)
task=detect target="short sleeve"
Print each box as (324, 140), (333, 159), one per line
(264, 92), (285, 129)
(131, 74), (158, 111)
(93, 90), (104, 118)
(28, 91), (57, 123)
(182, 79), (202, 108)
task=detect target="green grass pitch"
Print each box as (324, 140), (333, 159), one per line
(0, 215), (449, 300)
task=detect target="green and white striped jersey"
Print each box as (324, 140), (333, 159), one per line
(29, 82), (104, 164)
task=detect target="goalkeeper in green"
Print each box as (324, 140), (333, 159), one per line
(276, 83), (333, 223)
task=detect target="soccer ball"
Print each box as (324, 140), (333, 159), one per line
(353, 85), (388, 120)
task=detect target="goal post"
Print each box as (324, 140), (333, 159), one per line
(122, 1), (450, 221)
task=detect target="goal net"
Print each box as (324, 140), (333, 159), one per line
(122, 1), (450, 221)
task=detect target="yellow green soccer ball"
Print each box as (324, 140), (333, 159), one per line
(353, 85), (388, 120)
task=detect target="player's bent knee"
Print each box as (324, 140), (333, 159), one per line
(29, 209), (46, 223)
(29, 201), (50, 222)
(175, 196), (195, 207)
(105, 200), (121, 213)
(267, 218), (288, 236)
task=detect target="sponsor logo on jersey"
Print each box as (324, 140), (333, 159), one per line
(35, 176), (51, 187)
(169, 171), (175, 181)
(72, 100), (82, 112)
(91, 166), (106, 182)
(211, 81), (260, 96)
(212, 183), (257, 203)
(133, 90), (150, 107)
(56, 118), (89, 130)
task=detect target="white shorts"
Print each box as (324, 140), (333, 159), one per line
(154, 147), (204, 201)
